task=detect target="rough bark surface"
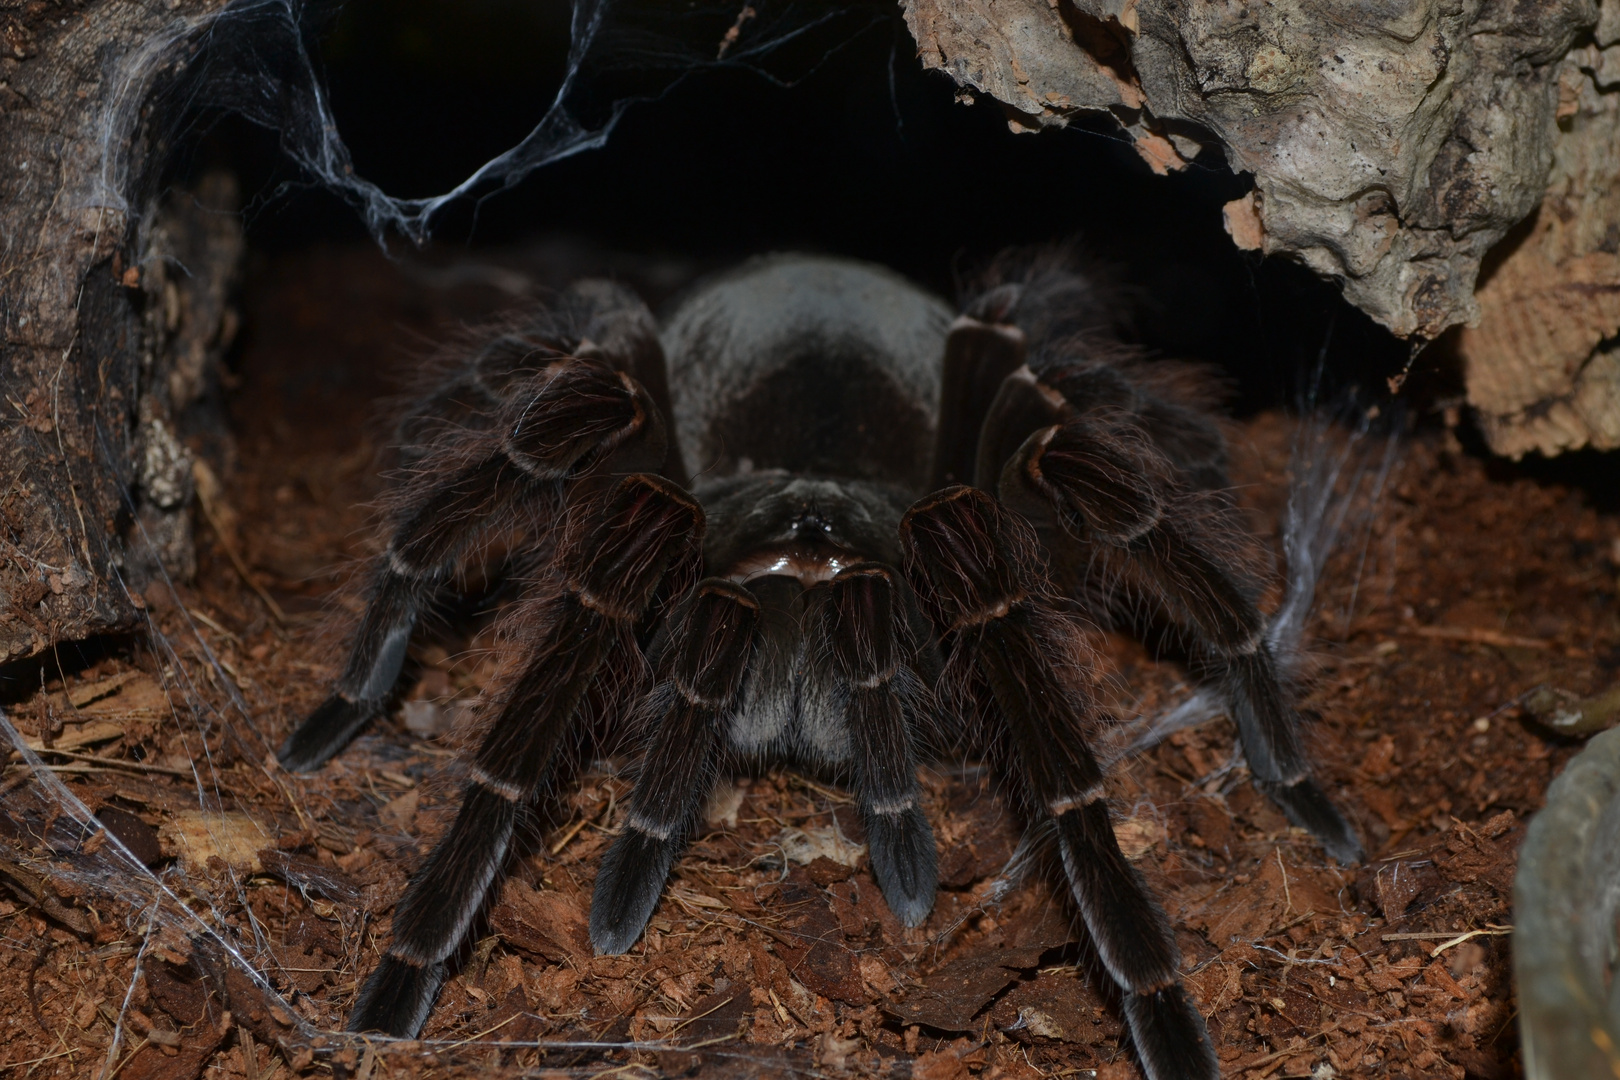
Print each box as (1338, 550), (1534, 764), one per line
(1454, 26), (1620, 458)
(0, 0), (236, 666)
(903, 0), (1598, 344)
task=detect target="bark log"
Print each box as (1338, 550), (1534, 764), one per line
(1455, 31), (1620, 457)
(0, 0), (238, 666)
(904, 0), (1620, 455)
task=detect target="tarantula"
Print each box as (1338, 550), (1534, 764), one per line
(278, 252), (1362, 1080)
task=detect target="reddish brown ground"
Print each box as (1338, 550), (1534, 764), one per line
(2, 244), (1618, 1080)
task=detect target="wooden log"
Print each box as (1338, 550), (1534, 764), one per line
(0, 0), (239, 665)
(903, 0), (1599, 340)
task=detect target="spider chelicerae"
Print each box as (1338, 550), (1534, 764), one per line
(277, 250), (1362, 1080)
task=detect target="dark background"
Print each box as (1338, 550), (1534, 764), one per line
(179, 0), (1423, 416)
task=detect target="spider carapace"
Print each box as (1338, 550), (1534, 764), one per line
(279, 252), (1362, 1080)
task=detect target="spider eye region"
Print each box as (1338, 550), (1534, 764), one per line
(790, 509), (836, 537)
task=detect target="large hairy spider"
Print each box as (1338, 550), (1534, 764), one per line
(278, 252), (1362, 1080)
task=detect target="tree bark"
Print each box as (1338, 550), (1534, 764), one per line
(904, 0), (1619, 455)
(1455, 33), (1620, 458)
(0, 0), (238, 666)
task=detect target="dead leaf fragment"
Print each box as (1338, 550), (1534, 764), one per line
(65, 671), (142, 707)
(777, 824), (865, 867)
(379, 788), (419, 830)
(80, 675), (171, 718)
(1113, 815), (1165, 860)
(489, 879), (592, 964)
(889, 947), (1047, 1031)
(160, 811), (268, 872)
(22, 719), (123, 752)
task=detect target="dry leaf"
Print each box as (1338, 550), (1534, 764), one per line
(380, 788), (419, 830)
(1114, 815), (1166, 860)
(777, 824), (865, 867)
(80, 675), (172, 718)
(160, 811), (269, 872)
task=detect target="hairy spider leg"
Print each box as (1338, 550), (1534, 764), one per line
(809, 563), (937, 926)
(930, 314), (1028, 490)
(278, 357), (667, 772)
(350, 473), (703, 1037)
(277, 455), (542, 772)
(393, 279), (686, 483)
(901, 487), (1219, 1080)
(1003, 412), (1363, 864)
(1038, 360), (1230, 493)
(590, 578), (760, 954)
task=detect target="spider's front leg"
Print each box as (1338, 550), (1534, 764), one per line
(349, 473), (702, 1037)
(1002, 416), (1363, 864)
(591, 561), (939, 953)
(902, 487), (1218, 1080)
(810, 564), (938, 926)
(279, 356), (667, 772)
(590, 578), (760, 954)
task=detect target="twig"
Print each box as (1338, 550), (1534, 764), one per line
(3, 1047), (81, 1070)
(666, 995), (734, 1036)
(551, 791), (613, 855)
(26, 939), (52, 1036)
(445, 1011), (526, 1048)
(185, 607), (241, 645)
(1276, 848), (1292, 915)
(1229, 1023), (1341, 1073)
(101, 1037), (149, 1080)
(1380, 925), (1512, 957)
(1272, 910), (1319, 935)
(27, 749), (193, 778)
(1427, 927), (1512, 957)
(785, 772), (855, 804)
(240, 1026), (260, 1080)
(1404, 625), (1550, 650)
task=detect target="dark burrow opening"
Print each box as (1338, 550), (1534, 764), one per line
(178, 0), (1421, 417)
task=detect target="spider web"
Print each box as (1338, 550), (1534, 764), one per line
(91, 0), (888, 245)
